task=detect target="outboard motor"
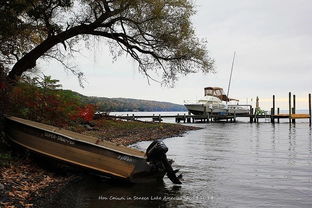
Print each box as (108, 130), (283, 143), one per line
(146, 140), (182, 184)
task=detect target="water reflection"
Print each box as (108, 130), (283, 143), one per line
(51, 176), (186, 208)
(309, 126), (312, 154)
(50, 123), (312, 208)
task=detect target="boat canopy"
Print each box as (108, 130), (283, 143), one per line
(204, 87), (239, 102)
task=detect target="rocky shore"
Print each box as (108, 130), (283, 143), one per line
(77, 118), (200, 146)
(0, 118), (200, 208)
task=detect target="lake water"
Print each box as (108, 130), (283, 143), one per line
(51, 113), (312, 208)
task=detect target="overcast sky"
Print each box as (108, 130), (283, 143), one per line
(40, 0), (312, 110)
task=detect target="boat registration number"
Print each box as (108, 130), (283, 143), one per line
(44, 132), (75, 145)
(117, 155), (133, 162)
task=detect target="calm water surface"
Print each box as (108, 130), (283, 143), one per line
(53, 120), (312, 208)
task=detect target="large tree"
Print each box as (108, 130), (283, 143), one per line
(0, 0), (214, 85)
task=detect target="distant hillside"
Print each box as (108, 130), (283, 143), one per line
(63, 90), (186, 112)
(86, 97), (187, 112)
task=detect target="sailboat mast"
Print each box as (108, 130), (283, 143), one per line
(226, 51), (236, 99)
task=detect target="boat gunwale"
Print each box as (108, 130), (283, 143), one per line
(6, 116), (146, 159)
(10, 136), (128, 179)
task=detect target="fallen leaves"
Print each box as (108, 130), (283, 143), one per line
(0, 160), (70, 208)
(81, 118), (200, 146)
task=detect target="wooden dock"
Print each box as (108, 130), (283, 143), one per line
(101, 92), (311, 125)
(273, 114), (310, 119)
(107, 113), (238, 123)
(106, 112), (311, 124)
(269, 92), (311, 125)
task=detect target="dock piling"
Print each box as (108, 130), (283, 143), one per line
(271, 95), (275, 123)
(187, 111), (191, 123)
(250, 107), (253, 123)
(289, 92), (292, 123)
(309, 93), (311, 126)
(292, 94), (296, 123)
(109, 93), (310, 125)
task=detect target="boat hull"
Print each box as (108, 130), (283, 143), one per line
(184, 104), (227, 115)
(228, 108), (250, 115)
(5, 117), (165, 183)
(184, 104), (250, 116)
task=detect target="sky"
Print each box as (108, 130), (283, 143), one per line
(40, 0), (312, 110)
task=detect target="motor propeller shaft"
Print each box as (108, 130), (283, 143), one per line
(146, 140), (182, 184)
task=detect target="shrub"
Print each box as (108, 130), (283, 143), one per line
(7, 75), (96, 127)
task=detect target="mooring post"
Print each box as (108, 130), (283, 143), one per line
(250, 107), (253, 123)
(271, 95), (275, 123)
(277, 107), (280, 123)
(289, 92), (292, 123)
(309, 93), (311, 126)
(187, 111), (191, 123)
(254, 106), (257, 123)
(270, 108), (274, 123)
(292, 94), (296, 123)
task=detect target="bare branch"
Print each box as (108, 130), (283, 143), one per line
(4, 0), (214, 85)
(43, 53), (85, 88)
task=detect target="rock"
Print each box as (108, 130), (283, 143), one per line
(84, 124), (93, 130)
(0, 183), (4, 190)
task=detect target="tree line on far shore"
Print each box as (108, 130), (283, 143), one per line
(84, 96), (186, 113)
(1, 75), (185, 127)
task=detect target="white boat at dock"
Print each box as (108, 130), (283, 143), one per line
(184, 87), (250, 115)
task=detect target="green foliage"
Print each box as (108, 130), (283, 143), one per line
(1, 0), (214, 85)
(86, 97), (186, 112)
(37, 75), (62, 90)
(255, 107), (266, 115)
(0, 0), (43, 71)
(59, 91), (186, 112)
(8, 75), (95, 127)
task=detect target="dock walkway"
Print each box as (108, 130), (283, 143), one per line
(105, 112), (310, 124)
(99, 92), (311, 125)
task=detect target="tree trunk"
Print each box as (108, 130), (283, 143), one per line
(7, 25), (90, 83)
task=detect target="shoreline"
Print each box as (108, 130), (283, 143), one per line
(78, 118), (200, 146)
(0, 118), (200, 208)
